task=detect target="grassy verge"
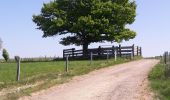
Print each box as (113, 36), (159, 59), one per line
(148, 62), (170, 100)
(0, 57), (140, 100)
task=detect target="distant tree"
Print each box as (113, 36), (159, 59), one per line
(2, 49), (9, 62)
(33, 0), (137, 55)
(0, 38), (2, 50)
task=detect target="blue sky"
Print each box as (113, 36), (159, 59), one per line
(0, 0), (170, 58)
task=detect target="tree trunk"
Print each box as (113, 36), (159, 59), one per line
(83, 43), (88, 56)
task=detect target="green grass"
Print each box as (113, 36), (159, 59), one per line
(0, 58), (137, 100)
(149, 62), (170, 100)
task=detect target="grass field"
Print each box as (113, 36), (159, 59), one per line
(0, 58), (134, 100)
(149, 62), (170, 100)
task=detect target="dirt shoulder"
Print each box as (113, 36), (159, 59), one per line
(20, 59), (159, 100)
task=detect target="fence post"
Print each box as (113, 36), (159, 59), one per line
(90, 52), (93, 65)
(119, 44), (121, 57)
(169, 52), (170, 63)
(164, 52), (166, 64)
(63, 50), (65, 59)
(164, 52), (170, 77)
(164, 52), (168, 64)
(140, 47), (142, 56)
(107, 50), (109, 62)
(98, 46), (101, 56)
(112, 46), (115, 56)
(132, 44), (135, 57)
(137, 46), (139, 56)
(131, 52), (133, 60)
(72, 48), (75, 58)
(65, 55), (69, 72)
(114, 49), (117, 61)
(15, 56), (21, 81)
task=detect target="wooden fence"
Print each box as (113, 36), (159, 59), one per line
(63, 44), (142, 59)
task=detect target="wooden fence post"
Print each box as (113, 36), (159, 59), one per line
(112, 46), (115, 56)
(72, 48), (75, 58)
(164, 52), (168, 64)
(166, 52), (168, 64)
(65, 55), (69, 72)
(140, 47), (142, 56)
(131, 52), (133, 60)
(168, 52), (170, 77)
(164, 52), (170, 78)
(107, 50), (109, 62)
(119, 44), (121, 57)
(98, 46), (101, 56)
(164, 52), (166, 64)
(137, 46), (139, 56)
(15, 56), (21, 81)
(90, 52), (93, 65)
(169, 52), (170, 63)
(114, 49), (117, 61)
(63, 50), (65, 59)
(132, 44), (135, 57)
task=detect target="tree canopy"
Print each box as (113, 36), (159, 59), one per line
(33, 0), (137, 53)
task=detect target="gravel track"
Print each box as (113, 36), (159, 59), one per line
(20, 59), (159, 100)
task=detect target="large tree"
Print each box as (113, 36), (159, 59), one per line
(33, 0), (136, 54)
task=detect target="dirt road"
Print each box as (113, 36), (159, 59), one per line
(21, 59), (159, 100)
